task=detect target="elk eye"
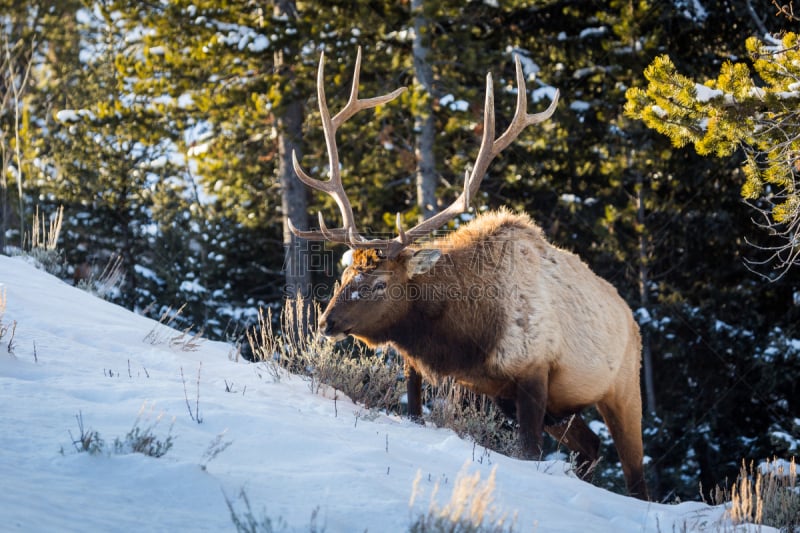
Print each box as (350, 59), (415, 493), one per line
(373, 281), (387, 292)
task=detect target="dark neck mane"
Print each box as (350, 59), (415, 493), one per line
(376, 275), (505, 377)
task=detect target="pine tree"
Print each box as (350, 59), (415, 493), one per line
(0, 0), (83, 250)
(626, 32), (800, 277)
(41, 6), (192, 311)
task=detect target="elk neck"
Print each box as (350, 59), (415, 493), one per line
(370, 253), (508, 379)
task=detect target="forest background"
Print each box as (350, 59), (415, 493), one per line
(1, 0), (798, 502)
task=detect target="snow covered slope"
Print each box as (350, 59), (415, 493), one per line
(0, 255), (764, 531)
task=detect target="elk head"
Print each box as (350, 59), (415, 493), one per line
(289, 47), (559, 342)
(315, 247), (443, 343)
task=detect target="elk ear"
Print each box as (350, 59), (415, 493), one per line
(407, 249), (442, 277)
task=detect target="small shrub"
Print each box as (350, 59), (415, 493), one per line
(200, 431), (233, 471)
(225, 490), (323, 533)
(409, 465), (516, 533)
(113, 421), (175, 458)
(225, 490), (288, 533)
(426, 379), (518, 459)
(75, 254), (126, 300)
(720, 457), (799, 531)
(68, 411), (105, 455)
(0, 286), (6, 322)
(67, 406), (174, 459)
(0, 288), (16, 353)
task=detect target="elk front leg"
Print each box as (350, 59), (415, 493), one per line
(405, 361), (423, 423)
(516, 373), (548, 460)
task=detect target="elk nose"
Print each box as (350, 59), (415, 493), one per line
(318, 316), (334, 336)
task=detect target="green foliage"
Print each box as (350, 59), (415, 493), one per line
(626, 32), (800, 235)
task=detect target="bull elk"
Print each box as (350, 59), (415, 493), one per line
(289, 48), (648, 500)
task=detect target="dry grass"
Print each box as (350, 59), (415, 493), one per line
(0, 286), (16, 354)
(714, 457), (799, 531)
(248, 297), (523, 459)
(21, 205), (65, 275)
(143, 303), (205, 351)
(66, 404), (174, 459)
(0, 286), (6, 328)
(426, 379), (518, 458)
(27, 204), (63, 252)
(409, 464), (516, 533)
(76, 254), (126, 299)
(248, 297), (405, 413)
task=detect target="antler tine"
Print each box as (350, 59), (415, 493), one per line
(374, 54), (559, 258)
(289, 47), (407, 245)
(333, 47), (407, 129)
(494, 55), (560, 153)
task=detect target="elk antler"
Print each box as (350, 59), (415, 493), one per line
(287, 47), (407, 245)
(291, 51), (560, 259)
(378, 55), (560, 257)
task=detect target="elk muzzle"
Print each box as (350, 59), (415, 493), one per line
(317, 314), (347, 342)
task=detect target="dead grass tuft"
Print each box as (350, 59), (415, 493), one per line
(409, 464), (516, 533)
(248, 297), (405, 413)
(713, 457), (799, 531)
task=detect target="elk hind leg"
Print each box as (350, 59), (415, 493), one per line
(544, 414), (600, 480)
(597, 395), (649, 500)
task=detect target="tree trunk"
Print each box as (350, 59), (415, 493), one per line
(636, 170), (656, 417)
(274, 0), (310, 303)
(412, 0), (437, 221)
(277, 99), (310, 301)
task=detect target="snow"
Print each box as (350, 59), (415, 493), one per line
(55, 109), (95, 123)
(248, 35), (269, 53)
(694, 84), (723, 103)
(440, 94), (470, 112)
(651, 104), (668, 118)
(579, 27), (608, 39)
(386, 28), (415, 42)
(55, 110), (81, 123)
(506, 47), (540, 81)
(0, 255), (769, 532)
(188, 141), (211, 157)
(532, 85), (558, 104)
(678, 0), (709, 22)
(179, 279), (207, 294)
(570, 100), (591, 112)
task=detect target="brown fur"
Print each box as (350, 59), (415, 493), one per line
(319, 208), (648, 499)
